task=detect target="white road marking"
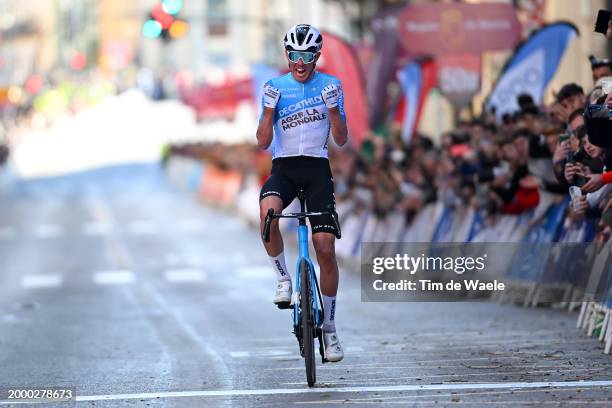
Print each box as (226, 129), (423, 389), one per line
(229, 351), (250, 358)
(34, 224), (63, 239)
(283, 367), (606, 386)
(82, 221), (112, 236)
(93, 270), (135, 285)
(164, 269), (207, 283)
(229, 346), (361, 359)
(0, 227), (15, 240)
(237, 266), (273, 280)
(127, 220), (157, 235)
(264, 350), (292, 356)
(21, 274), (62, 289)
(5, 380), (604, 404)
(295, 385), (612, 404)
(176, 219), (205, 232)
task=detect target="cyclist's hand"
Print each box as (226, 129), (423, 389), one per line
(321, 84), (340, 109)
(263, 85), (281, 109)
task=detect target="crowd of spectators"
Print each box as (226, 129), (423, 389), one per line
(327, 55), (612, 244)
(168, 54), (612, 245)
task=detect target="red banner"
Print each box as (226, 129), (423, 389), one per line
(399, 3), (520, 55)
(181, 78), (253, 121)
(319, 31), (370, 147)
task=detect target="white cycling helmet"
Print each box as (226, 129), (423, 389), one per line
(283, 24), (323, 52)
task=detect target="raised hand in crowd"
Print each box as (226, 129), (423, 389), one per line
(550, 101), (571, 124)
(564, 162), (585, 185)
(553, 138), (571, 163)
(582, 173), (604, 193)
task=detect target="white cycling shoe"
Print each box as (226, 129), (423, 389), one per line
(273, 280), (292, 309)
(323, 331), (344, 362)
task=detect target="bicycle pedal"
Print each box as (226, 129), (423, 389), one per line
(276, 301), (291, 310)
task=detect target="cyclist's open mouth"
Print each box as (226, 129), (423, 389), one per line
(293, 65), (310, 80)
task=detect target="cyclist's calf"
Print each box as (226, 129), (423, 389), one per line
(312, 233), (338, 296)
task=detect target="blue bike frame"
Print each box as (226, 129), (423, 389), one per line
(293, 224), (321, 329)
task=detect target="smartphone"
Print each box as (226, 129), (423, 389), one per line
(595, 9), (611, 34)
(559, 133), (570, 143)
(574, 175), (587, 188)
(569, 186), (582, 211)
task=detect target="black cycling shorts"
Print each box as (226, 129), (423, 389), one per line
(259, 156), (337, 236)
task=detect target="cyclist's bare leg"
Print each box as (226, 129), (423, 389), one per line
(260, 196), (284, 256)
(312, 232), (339, 296)
(313, 231), (343, 361)
(260, 196), (293, 305)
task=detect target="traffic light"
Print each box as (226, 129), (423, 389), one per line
(142, 1), (188, 41)
(142, 19), (163, 38)
(161, 0), (183, 15)
(169, 20), (189, 39)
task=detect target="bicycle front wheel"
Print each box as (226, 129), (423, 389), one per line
(299, 258), (316, 387)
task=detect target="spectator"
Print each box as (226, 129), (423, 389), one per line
(490, 135), (540, 215)
(589, 55), (612, 83)
(555, 83), (586, 123)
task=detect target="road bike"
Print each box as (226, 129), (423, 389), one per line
(262, 190), (341, 387)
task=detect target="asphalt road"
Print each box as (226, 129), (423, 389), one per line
(0, 163), (610, 407)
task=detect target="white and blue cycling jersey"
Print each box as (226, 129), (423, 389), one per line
(261, 71), (346, 160)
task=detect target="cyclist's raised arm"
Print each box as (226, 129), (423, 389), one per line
(328, 108), (348, 147)
(322, 83), (348, 147)
(256, 108), (275, 149)
(256, 84), (280, 149)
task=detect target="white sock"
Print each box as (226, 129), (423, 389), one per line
(323, 295), (336, 333)
(269, 252), (291, 282)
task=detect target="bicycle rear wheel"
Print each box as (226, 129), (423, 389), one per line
(299, 258), (316, 387)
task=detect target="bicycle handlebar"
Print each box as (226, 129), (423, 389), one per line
(262, 205), (341, 242)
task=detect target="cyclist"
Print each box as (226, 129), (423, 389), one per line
(257, 24), (348, 362)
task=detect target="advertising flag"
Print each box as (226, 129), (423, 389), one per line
(397, 59), (436, 142)
(319, 31), (370, 147)
(486, 22), (579, 120)
(367, 6), (405, 129)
